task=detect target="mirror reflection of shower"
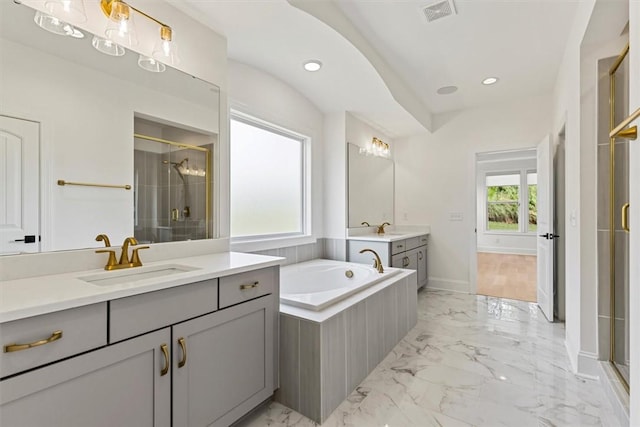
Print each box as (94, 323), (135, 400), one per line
(133, 116), (215, 244)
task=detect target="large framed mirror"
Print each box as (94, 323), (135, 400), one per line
(0, 1), (220, 254)
(347, 143), (394, 228)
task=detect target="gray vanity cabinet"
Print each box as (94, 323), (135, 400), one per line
(0, 328), (171, 427)
(349, 235), (428, 289)
(0, 265), (280, 427)
(172, 295), (274, 427)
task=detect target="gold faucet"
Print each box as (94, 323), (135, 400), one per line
(359, 248), (384, 273)
(95, 235), (149, 270)
(361, 221), (370, 226)
(376, 222), (391, 234)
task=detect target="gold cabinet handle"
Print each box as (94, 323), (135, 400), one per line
(403, 256), (410, 267)
(177, 337), (187, 368)
(160, 343), (169, 376)
(240, 281), (259, 290)
(4, 330), (63, 353)
(418, 251), (424, 261)
(622, 203), (630, 233)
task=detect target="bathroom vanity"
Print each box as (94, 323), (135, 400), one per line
(0, 252), (281, 427)
(347, 230), (429, 289)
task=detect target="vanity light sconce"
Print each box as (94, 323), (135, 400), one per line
(98, 0), (180, 71)
(359, 137), (391, 158)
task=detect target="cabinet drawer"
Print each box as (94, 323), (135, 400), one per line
(419, 235), (429, 246)
(110, 279), (218, 343)
(219, 267), (277, 309)
(391, 240), (407, 255)
(1, 303), (107, 378)
(405, 237), (422, 251)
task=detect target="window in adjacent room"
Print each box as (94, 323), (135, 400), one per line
(486, 173), (520, 232)
(230, 113), (308, 240)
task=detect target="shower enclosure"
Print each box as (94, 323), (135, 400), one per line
(133, 117), (214, 244)
(599, 43), (632, 391)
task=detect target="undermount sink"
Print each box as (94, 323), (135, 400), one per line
(80, 264), (199, 286)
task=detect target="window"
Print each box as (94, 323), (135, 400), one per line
(486, 174), (520, 231)
(230, 114), (308, 239)
(485, 170), (537, 233)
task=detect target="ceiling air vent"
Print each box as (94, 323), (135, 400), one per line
(422, 0), (456, 23)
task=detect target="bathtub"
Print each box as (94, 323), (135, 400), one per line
(280, 259), (401, 311)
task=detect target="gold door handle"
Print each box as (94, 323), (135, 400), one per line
(177, 337), (187, 368)
(160, 343), (169, 376)
(622, 203), (630, 233)
(4, 330), (63, 353)
(240, 281), (259, 290)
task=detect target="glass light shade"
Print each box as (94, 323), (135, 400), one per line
(45, 0), (87, 24)
(63, 24), (85, 38)
(138, 55), (166, 73)
(152, 38), (180, 67)
(92, 36), (125, 57)
(104, 1), (138, 47)
(34, 11), (68, 36)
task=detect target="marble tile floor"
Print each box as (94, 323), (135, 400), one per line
(236, 289), (619, 427)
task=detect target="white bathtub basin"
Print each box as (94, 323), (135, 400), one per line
(80, 264), (199, 286)
(280, 259), (401, 311)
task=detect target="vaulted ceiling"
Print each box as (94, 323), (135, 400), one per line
(175, 0), (580, 137)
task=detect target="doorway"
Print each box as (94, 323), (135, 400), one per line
(475, 149), (538, 302)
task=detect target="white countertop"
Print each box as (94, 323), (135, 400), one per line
(0, 252), (283, 323)
(346, 231), (429, 243)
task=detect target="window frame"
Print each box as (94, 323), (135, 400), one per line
(229, 111), (311, 245)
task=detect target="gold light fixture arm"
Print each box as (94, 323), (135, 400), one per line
(100, 0), (173, 40)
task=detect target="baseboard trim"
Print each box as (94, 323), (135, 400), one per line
(577, 350), (600, 379)
(427, 277), (469, 293)
(565, 340), (578, 374)
(477, 247), (537, 256)
(598, 362), (630, 427)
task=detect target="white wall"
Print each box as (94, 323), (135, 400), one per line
(394, 94), (552, 292)
(323, 113), (347, 239)
(227, 60), (324, 251)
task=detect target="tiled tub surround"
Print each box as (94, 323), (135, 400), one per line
(276, 266), (418, 424)
(250, 238), (346, 265)
(237, 290), (619, 427)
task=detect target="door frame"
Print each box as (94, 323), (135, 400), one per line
(470, 147), (538, 297)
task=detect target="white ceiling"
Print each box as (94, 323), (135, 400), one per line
(174, 0), (580, 137)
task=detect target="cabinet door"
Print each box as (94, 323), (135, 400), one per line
(391, 253), (406, 268)
(172, 296), (274, 427)
(417, 245), (428, 288)
(405, 248), (418, 272)
(0, 328), (171, 427)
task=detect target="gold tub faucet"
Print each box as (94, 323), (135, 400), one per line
(359, 248), (384, 273)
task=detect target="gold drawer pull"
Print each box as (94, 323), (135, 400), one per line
(4, 330), (63, 353)
(160, 344), (169, 376)
(177, 337), (187, 368)
(240, 281), (259, 290)
(622, 203), (630, 233)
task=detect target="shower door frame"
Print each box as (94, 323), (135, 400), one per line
(608, 42), (631, 392)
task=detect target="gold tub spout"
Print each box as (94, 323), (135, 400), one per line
(359, 248), (384, 273)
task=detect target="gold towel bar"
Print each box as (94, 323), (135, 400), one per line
(57, 180), (131, 190)
(610, 107), (640, 139)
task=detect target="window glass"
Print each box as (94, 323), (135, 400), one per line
(486, 174), (520, 231)
(230, 117), (305, 238)
(527, 172), (537, 232)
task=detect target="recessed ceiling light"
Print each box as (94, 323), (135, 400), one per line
(436, 85), (458, 95)
(303, 60), (322, 72)
(482, 77), (499, 85)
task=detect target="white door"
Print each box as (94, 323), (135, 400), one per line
(536, 134), (554, 321)
(0, 116), (40, 255)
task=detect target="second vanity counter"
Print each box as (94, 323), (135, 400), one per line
(0, 251), (283, 323)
